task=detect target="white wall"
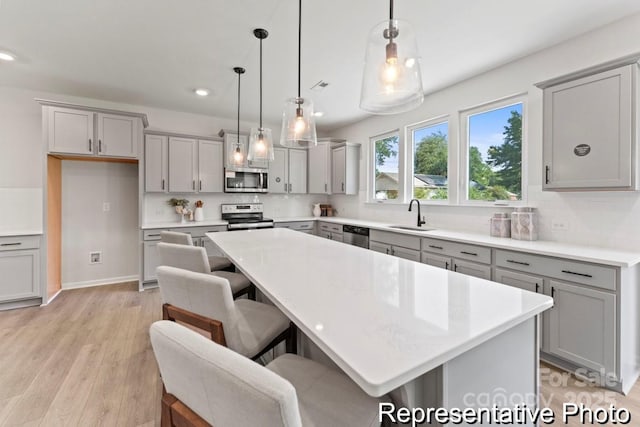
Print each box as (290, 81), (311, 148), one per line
(329, 12), (640, 252)
(61, 161), (139, 288)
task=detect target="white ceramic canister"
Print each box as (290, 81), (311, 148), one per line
(490, 213), (511, 238)
(511, 207), (538, 241)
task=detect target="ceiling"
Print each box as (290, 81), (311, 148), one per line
(1, 0), (640, 131)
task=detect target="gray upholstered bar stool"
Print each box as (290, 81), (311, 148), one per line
(160, 230), (233, 272)
(150, 320), (387, 427)
(157, 266), (294, 360)
(157, 242), (254, 299)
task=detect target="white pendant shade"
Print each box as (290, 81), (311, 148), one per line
(280, 97), (317, 147)
(248, 127), (274, 161)
(360, 19), (424, 114)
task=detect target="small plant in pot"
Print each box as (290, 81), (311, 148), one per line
(167, 198), (190, 214)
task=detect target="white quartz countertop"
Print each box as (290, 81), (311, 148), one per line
(0, 230), (43, 237)
(207, 228), (553, 396)
(143, 215), (640, 267)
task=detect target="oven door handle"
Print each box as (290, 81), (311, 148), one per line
(227, 222), (274, 230)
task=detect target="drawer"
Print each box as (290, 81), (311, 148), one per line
(0, 235), (40, 251)
(183, 225), (228, 238)
(370, 230), (421, 251)
(318, 222), (342, 233)
(495, 249), (616, 291)
(276, 221), (314, 231)
(422, 237), (491, 264)
(143, 229), (167, 241)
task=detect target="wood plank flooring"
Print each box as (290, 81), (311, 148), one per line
(0, 283), (639, 426)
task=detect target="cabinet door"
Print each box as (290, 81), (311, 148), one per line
(288, 149), (307, 194)
(548, 280), (616, 374)
(0, 249), (40, 301)
(331, 146), (346, 194)
(48, 107), (94, 155)
(494, 268), (542, 293)
(452, 259), (491, 280)
(543, 65), (633, 190)
(168, 137), (198, 193)
(198, 140), (223, 193)
(97, 113), (138, 158)
(318, 230), (333, 240)
(308, 143), (330, 194)
(145, 135), (168, 192)
(369, 241), (391, 255)
(390, 246), (421, 262)
(143, 241), (161, 282)
(421, 252), (451, 270)
(269, 147), (288, 194)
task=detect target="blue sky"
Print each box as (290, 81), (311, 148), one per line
(376, 103), (522, 173)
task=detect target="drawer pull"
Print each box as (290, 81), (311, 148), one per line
(507, 259), (530, 266)
(147, 234), (161, 237)
(535, 283), (540, 293)
(561, 270), (593, 278)
(460, 251), (478, 256)
(1, 242), (22, 246)
(428, 245), (443, 250)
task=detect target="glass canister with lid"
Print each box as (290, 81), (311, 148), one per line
(511, 207), (538, 241)
(490, 213), (511, 238)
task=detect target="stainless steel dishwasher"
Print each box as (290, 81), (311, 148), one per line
(342, 225), (369, 249)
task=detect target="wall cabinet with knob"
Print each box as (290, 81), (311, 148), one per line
(331, 143), (360, 195)
(269, 147), (307, 194)
(421, 237), (492, 279)
(369, 230), (421, 261)
(536, 56), (640, 191)
(145, 132), (224, 194)
(45, 105), (143, 159)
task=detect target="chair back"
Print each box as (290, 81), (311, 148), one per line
(158, 242), (211, 274)
(150, 320), (302, 427)
(161, 231), (194, 246)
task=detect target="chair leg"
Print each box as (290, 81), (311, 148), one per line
(248, 284), (256, 300)
(161, 392), (177, 427)
(286, 323), (297, 355)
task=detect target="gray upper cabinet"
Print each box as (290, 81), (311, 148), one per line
(308, 139), (332, 194)
(269, 147), (307, 194)
(144, 134), (168, 192)
(168, 137), (198, 193)
(96, 113), (138, 158)
(331, 143), (360, 195)
(538, 59), (639, 190)
(198, 140), (224, 193)
(47, 107), (95, 155)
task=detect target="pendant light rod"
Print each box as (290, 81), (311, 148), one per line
(297, 0), (302, 98)
(253, 28), (269, 129)
(234, 67), (245, 143)
(389, 0), (394, 20)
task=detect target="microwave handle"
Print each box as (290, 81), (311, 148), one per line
(259, 173), (263, 189)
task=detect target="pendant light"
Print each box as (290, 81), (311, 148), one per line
(280, 0), (317, 148)
(360, 0), (424, 114)
(248, 28), (275, 161)
(229, 67), (247, 167)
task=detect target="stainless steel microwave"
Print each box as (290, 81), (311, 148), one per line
(224, 168), (268, 193)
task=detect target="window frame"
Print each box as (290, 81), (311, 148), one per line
(459, 94), (528, 206)
(368, 129), (404, 204)
(406, 115), (450, 205)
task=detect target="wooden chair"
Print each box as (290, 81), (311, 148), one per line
(157, 242), (254, 300)
(150, 320), (388, 427)
(160, 230), (234, 272)
(156, 266), (295, 360)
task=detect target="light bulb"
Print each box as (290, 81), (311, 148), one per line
(256, 138), (266, 153)
(383, 57), (399, 84)
(294, 115), (306, 134)
(233, 147), (243, 163)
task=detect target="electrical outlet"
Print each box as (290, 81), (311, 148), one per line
(551, 219), (569, 231)
(103, 202), (110, 212)
(90, 251), (102, 264)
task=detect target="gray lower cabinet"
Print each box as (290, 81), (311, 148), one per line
(421, 237), (492, 280)
(547, 280), (616, 375)
(317, 222), (343, 242)
(370, 230), (421, 262)
(369, 241), (420, 261)
(143, 241), (160, 282)
(493, 268), (543, 294)
(0, 235), (41, 308)
(453, 259), (491, 280)
(275, 221), (314, 234)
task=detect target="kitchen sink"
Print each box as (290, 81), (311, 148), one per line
(388, 225), (435, 232)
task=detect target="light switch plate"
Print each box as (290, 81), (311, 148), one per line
(551, 219), (569, 231)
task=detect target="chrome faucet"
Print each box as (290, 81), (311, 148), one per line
(408, 199), (426, 227)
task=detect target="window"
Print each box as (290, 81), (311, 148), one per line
(371, 131), (400, 201)
(410, 120), (448, 201)
(462, 97), (525, 203)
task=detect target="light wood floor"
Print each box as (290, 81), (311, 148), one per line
(0, 283), (639, 426)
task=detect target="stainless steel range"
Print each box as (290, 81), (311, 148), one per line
(221, 203), (274, 231)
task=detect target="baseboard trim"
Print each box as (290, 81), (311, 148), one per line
(41, 289), (62, 305)
(62, 275), (139, 290)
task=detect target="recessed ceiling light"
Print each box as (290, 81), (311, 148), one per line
(313, 111), (324, 117)
(194, 88), (210, 97)
(0, 52), (16, 62)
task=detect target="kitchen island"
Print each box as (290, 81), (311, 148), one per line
(207, 228), (553, 421)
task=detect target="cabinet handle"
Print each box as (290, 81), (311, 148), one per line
(507, 259), (530, 266)
(535, 283), (540, 293)
(342, 182), (345, 192)
(390, 247), (395, 255)
(454, 263), (458, 272)
(147, 234), (160, 237)
(325, 183), (327, 192)
(561, 270), (593, 278)
(445, 261), (449, 270)
(460, 251), (478, 256)
(284, 183), (287, 192)
(551, 287), (555, 298)
(428, 245), (443, 250)
(545, 166), (550, 184)
(162, 179), (165, 190)
(289, 183), (292, 192)
(89, 139), (92, 152)
(0, 242), (21, 247)
(385, 248), (389, 254)
(192, 180), (196, 190)
(99, 139), (102, 153)
(199, 180), (202, 191)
